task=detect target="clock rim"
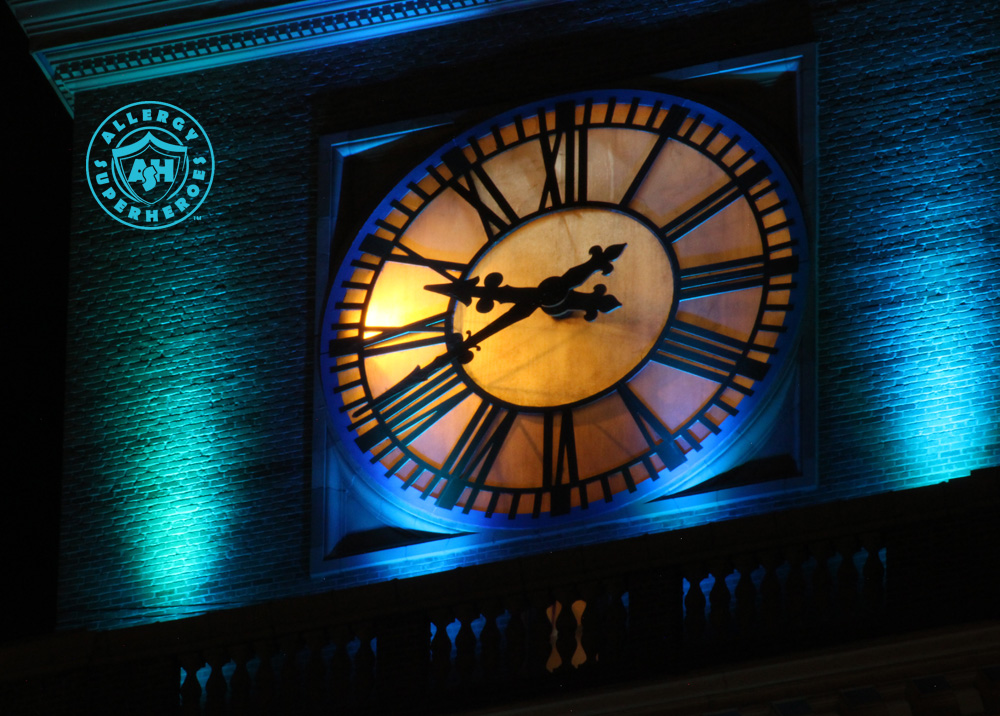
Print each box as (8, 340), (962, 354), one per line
(319, 88), (810, 530)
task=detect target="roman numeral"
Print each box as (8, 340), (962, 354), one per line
(436, 403), (517, 510)
(656, 162), (772, 244)
(619, 105), (690, 207)
(650, 320), (773, 385)
(617, 384), (686, 471)
(543, 409), (581, 516)
(678, 254), (799, 299)
(442, 147), (519, 240)
(539, 101), (588, 209)
(353, 363), (470, 457)
(358, 234), (465, 282)
(328, 312), (449, 358)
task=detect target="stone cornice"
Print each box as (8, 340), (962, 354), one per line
(9, 0), (568, 115)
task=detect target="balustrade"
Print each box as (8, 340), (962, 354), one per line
(7, 472), (994, 715)
(173, 536), (891, 713)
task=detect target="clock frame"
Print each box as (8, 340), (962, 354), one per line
(319, 89), (807, 530)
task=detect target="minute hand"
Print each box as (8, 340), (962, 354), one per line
(425, 243), (627, 311)
(423, 277), (540, 309)
(356, 300), (537, 418)
(536, 243), (626, 307)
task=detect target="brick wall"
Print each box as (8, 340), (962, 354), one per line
(60, 0), (999, 630)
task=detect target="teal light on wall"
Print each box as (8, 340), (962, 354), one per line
(878, 286), (1000, 489)
(821, 122), (1000, 490)
(60, 219), (313, 628)
(104, 348), (234, 620)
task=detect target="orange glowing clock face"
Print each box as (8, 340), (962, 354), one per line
(319, 91), (806, 528)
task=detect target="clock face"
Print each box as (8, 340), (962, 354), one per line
(319, 90), (807, 528)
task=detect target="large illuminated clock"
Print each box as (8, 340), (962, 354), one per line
(319, 90), (807, 529)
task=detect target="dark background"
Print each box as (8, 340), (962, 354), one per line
(3, 3), (70, 641)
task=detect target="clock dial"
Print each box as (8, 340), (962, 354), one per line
(453, 208), (672, 408)
(320, 90), (807, 527)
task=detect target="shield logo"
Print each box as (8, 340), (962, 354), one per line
(111, 132), (188, 206)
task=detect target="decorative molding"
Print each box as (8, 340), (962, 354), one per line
(11, 0), (568, 115)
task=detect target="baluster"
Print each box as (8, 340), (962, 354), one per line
(204, 649), (229, 716)
(353, 622), (376, 701)
(504, 596), (527, 680)
(377, 613), (431, 705)
(709, 559), (734, 643)
(571, 599), (588, 669)
(149, 655), (181, 716)
(179, 653), (204, 716)
(836, 537), (860, 628)
(278, 634), (302, 715)
(577, 582), (603, 673)
(627, 566), (680, 670)
(601, 579), (629, 672)
(554, 589), (580, 675)
(430, 609), (455, 690)
(683, 565), (708, 653)
(733, 554), (759, 645)
(785, 545), (808, 642)
(758, 550), (783, 639)
(810, 541), (835, 638)
(527, 591), (555, 676)
(229, 645), (252, 716)
(253, 639), (277, 716)
(303, 630), (328, 714)
(455, 604), (479, 687)
(328, 626), (353, 706)
(479, 599), (503, 683)
(861, 533), (885, 628)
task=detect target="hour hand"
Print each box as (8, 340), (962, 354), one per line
(543, 285), (622, 321)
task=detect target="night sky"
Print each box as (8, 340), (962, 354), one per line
(4, 4), (71, 641)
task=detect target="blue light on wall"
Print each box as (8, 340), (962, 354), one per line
(877, 278), (999, 489)
(818, 107), (1000, 492)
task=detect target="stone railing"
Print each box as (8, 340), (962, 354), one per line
(3, 468), (997, 714)
(176, 542), (888, 714)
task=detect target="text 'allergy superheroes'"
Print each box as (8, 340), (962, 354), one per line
(87, 101), (214, 230)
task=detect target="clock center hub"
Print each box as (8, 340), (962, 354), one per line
(455, 207), (674, 408)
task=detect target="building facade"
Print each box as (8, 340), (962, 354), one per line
(3, 0), (998, 712)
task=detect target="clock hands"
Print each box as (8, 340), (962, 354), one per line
(425, 242), (626, 317)
(542, 283), (621, 321)
(426, 278), (621, 319)
(356, 301), (536, 417)
(424, 272), (538, 312)
(536, 242), (627, 308)
(357, 244), (627, 419)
